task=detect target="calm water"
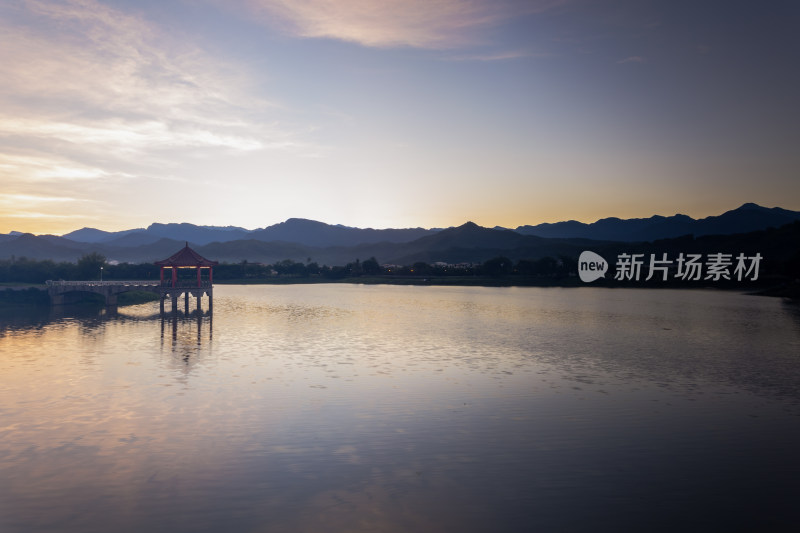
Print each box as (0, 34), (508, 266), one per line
(1, 285), (799, 532)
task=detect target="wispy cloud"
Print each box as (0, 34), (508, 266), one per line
(237, 0), (564, 49)
(0, 0), (311, 230)
(0, 117), (266, 155)
(617, 55), (646, 64)
(445, 49), (550, 62)
(0, 192), (90, 226)
(0, 153), (128, 182)
(0, 1), (279, 156)
(3, 212), (89, 220)
(0, 193), (82, 205)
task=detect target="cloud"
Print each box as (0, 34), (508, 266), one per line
(0, 1), (276, 148)
(0, 117), (266, 155)
(0, 192), (90, 226)
(0, 153), (127, 182)
(446, 49), (550, 62)
(237, 0), (563, 49)
(3, 212), (89, 220)
(0, 0), (315, 229)
(0, 193), (81, 205)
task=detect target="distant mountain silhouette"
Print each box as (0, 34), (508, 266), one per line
(53, 203), (799, 249)
(1, 203), (798, 265)
(62, 227), (145, 243)
(186, 223), (595, 266)
(0, 223), (596, 265)
(409, 221), (527, 249)
(372, 223), (602, 266)
(144, 223), (252, 245)
(515, 203), (800, 241)
(103, 232), (165, 247)
(248, 218), (435, 247)
(586, 220), (800, 283)
(0, 233), (90, 262)
(196, 239), (325, 265)
(59, 219), (436, 248)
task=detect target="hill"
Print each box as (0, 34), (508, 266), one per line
(58, 219), (436, 248)
(1, 203), (798, 267)
(515, 203), (800, 241)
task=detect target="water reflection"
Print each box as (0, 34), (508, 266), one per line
(1, 287), (800, 532)
(160, 312), (213, 369)
(0, 302), (212, 333)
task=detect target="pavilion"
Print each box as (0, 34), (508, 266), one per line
(155, 243), (218, 314)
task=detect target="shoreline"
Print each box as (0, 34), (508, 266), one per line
(0, 286), (160, 309)
(2, 278), (797, 309)
(218, 276), (799, 299)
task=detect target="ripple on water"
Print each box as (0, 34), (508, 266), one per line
(1, 285), (800, 532)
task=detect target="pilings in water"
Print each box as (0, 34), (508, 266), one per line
(161, 308), (213, 349)
(44, 281), (213, 316)
(159, 287), (213, 316)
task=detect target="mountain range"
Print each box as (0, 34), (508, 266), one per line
(60, 219), (435, 247)
(1, 203), (798, 265)
(514, 203), (800, 241)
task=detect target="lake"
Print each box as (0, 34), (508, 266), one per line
(1, 285), (799, 532)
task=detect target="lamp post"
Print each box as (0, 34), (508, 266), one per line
(100, 266), (103, 282)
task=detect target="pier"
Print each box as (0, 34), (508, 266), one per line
(47, 243), (218, 315)
(46, 280), (161, 307)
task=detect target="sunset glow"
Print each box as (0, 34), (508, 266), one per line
(1, 0), (798, 234)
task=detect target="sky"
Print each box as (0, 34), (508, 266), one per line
(1, 0), (798, 235)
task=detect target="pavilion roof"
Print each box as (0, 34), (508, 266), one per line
(154, 243), (218, 267)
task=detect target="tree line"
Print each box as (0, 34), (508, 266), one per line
(0, 253), (578, 284)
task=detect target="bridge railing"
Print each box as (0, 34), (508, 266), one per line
(46, 280), (212, 289)
(46, 280), (161, 287)
(160, 281), (213, 288)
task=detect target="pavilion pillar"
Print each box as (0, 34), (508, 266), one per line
(160, 267), (164, 285)
(171, 267), (177, 288)
(197, 266), (201, 287)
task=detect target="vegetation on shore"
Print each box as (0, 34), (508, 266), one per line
(1, 242), (798, 304)
(0, 253), (581, 285)
(0, 287), (51, 308)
